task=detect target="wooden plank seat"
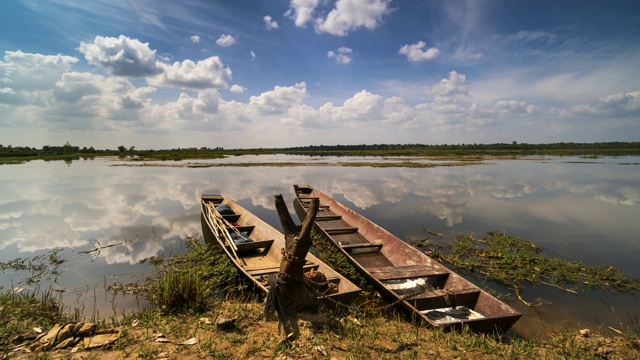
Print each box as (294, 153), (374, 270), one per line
(315, 215), (343, 221)
(227, 225), (255, 234)
(301, 203), (330, 210)
(202, 195), (224, 204)
(323, 226), (359, 235)
(408, 288), (481, 311)
(246, 263), (319, 276)
(368, 264), (451, 281)
(339, 242), (383, 254)
(299, 196), (320, 201)
(225, 239), (274, 253)
(221, 213), (241, 223)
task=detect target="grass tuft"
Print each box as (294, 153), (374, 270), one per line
(145, 236), (245, 314)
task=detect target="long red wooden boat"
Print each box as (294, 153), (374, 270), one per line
(292, 184), (521, 332)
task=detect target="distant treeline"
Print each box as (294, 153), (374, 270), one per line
(281, 141), (640, 152)
(1, 141), (639, 159)
(0, 143), (97, 157)
(277, 141), (640, 156)
(0, 143), (225, 158)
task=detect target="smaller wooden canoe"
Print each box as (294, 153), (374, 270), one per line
(293, 184), (522, 332)
(200, 194), (361, 304)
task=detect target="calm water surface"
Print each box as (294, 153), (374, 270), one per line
(1, 155), (638, 337)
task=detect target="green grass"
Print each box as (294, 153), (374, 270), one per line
(0, 288), (70, 352)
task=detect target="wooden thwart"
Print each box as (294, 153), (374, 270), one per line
(315, 215), (342, 221)
(227, 225), (255, 234)
(221, 214), (241, 223)
(323, 226), (359, 235)
(339, 242), (383, 254)
(368, 265), (448, 281)
(225, 239), (274, 252)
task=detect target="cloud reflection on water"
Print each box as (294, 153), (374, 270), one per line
(0, 156), (638, 329)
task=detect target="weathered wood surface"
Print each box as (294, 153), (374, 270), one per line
(264, 194), (320, 336)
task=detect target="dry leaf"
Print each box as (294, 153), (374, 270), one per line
(33, 327), (43, 333)
(608, 326), (624, 335)
(199, 317), (212, 325)
(341, 316), (362, 327)
(155, 338), (172, 343)
(179, 337), (198, 345)
(315, 345), (328, 356)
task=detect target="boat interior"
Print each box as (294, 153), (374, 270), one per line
(293, 185), (520, 328)
(201, 194), (346, 297)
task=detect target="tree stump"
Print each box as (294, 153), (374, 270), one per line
(264, 194), (320, 337)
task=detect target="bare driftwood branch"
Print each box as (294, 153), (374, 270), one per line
(265, 194), (319, 337)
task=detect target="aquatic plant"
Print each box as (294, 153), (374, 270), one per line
(145, 236), (246, 314)
(426, 231), (640, 306)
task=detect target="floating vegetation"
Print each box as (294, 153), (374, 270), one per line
(0, 249), (67, 291)
(425, 231), (640, 306)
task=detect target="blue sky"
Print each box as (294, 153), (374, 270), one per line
(1, 0), (639, 149)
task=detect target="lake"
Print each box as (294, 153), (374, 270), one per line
(1, 155), (638, 337)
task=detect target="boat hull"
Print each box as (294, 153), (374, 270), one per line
(201, 194), (361, 305)
(292, 184), (521, 332)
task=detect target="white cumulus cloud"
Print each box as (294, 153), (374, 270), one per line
(284, 90), (414, 128)
(216, 34), (236, 47)
(150, 57), (232, 89)
(248, 82), (307, 115)
(190, 35), (201, 44)
(335, 90), (384, 122)
(568, 91), (640, 118)
(0, 51), (78, 93)
(53, 72), (102, 103)
(493, 100), (538, 116)
(315, 0), (393, 36)
(79, 35), (162, 77)
(263, 15), (279, 30)
(399, 41), (440, 63)
(285, 0), (319, 27)
(229, 84), (246, 93)
(327, 47), (353, 64)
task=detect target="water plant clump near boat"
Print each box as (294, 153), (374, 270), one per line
(425, 231), (640, 306)
(143, 236), (250, 314)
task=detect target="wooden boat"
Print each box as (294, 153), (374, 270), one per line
(292, 184), (522, 332)
(200, 194), (361, 304)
